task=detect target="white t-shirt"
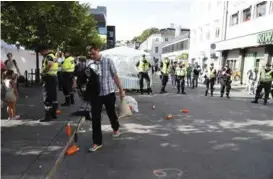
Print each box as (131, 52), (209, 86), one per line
(5, 60), (17, 73)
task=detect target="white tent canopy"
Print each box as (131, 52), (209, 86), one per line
(101, 46), (153, 89)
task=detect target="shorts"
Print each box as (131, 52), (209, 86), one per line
(5, 92), (16, 102)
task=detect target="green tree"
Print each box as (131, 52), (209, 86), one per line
(132, 27), (160, 43)
(1, 1), (102, 54)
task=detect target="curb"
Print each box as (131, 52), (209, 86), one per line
(45, 116), (86, 179)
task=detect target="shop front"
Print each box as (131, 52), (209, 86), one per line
(215, 29), (273, 84)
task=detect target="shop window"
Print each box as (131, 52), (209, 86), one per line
(155, 38), (159, 42)
(256, 1), (267, 18)
(165, 38), (168, 42)
(155, 47), (158, 53)
(243, 6), (252, 22)
(206, 31), (210, 40)
(215, 28), (220, 38)
(230, 12), (239, 26)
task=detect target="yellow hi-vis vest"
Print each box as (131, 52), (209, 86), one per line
(161, 60), (171, 75)
(42, 54), (58, 76)
(138, 60), (150, 72)
(260, 69), (273, 82)
(175, 67), (187, 76)
(208, 68), (216, 78)
(62, 56), (75, 72)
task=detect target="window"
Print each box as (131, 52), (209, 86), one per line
(165, 38), (168, 42)
(256, 1), (267, 18)
(215, 28), (220, 38)
(270, 1), (273, 14)
(155, 38), (159, 41)
(199, 28), (203, 41)
(230, 12), (239, 26)
(155, 47), (158, 53)
(243, 6), (251, 22)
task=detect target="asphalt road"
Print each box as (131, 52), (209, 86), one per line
(53, 80), (273, 179)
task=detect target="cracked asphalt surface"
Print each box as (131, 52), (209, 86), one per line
(53, 78), (273, 179)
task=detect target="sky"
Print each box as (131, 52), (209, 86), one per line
(80, 0), (193, 41)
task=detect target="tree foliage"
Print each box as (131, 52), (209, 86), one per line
(1, 1), (103, 55)
(132, 27), (160, 43)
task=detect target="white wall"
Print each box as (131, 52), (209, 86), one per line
(189, 0), (226, 66)
(227, 1), (273, 39)
(1, 47), (43, 76)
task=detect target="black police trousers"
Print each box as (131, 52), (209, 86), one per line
(255, 82), (271, 101)
(62, 72), (73, 97)
(161, 73), (169, 92)
(139, 72), (150, 90)
(205, 78), (216, 95)
(176, 76), (185, 93)
(42, 75), (57, 110)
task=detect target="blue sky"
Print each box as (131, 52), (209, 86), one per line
(81, 0), (192, 41)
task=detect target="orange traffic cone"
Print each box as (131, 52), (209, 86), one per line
(66, 123), (72, 137)
(181, 109), (189, 113)
(66, 144), (79, 156)
(166, 114), (173, 120)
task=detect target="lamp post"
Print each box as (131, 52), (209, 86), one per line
(15, 41), (20, 51)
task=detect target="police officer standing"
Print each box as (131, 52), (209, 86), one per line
(38, 45), (59, 122)
(204, 63), (217, 96)
(175, 62), (187, 94)
(61, 49), (75, 106)
(251, 63), (273, 105)
(136, 54), (152, 94)
(160, 58), (171, 93)
(220, 64), (232, 98)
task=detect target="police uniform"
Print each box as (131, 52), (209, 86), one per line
(41, 53), (58, 122)
(175, 64), (187, 94)
(220, 66), (232, 98)
(205, 64), (217, 96)
(252, 64), (273, 105)
(136, 56), (152, 94)
(61, 54), (75, 106)
(160, 58), (171, 93)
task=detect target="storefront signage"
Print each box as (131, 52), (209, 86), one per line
(176, 53), (188, 60)
(257, 30), (273, 44)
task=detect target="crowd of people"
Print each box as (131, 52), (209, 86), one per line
(136, 56), (273, 104)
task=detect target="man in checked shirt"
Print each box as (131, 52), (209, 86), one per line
(86, 44), (125, 152)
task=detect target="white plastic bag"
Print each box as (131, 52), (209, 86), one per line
(119, 99), (132, 118)
(124, 96), (139, 112)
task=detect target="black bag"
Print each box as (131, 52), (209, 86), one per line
(17, 75), (25, 83)
(1, 83), (6, 100)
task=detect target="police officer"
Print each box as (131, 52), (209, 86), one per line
(38, 45), (59, 122)
(220, 64), (232, 98)
(204, 63), (217, 96)
(136, 54), (152, 94)
(61, 49), (75, 106)
(251, 63), (273, 105)
(160, 58), (171, 93)
(175, 62), (187, 94)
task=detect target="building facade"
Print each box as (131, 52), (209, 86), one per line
(161, 33), (190, 64)
(139, 27), (189, 64)
(189, 0), (226, 70)
(215, 1), (273, 84)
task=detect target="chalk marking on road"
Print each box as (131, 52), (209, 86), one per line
(153, 168), (183, 178)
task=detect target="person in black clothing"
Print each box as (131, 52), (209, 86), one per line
(220, 65), (232, 98)
(192, 64), (201, 88)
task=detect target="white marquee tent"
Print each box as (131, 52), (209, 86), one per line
(101, 46), (153, 90)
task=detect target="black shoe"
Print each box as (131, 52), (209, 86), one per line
(61, 97), (71, 107)
(251, 100), (258, 104)
(182, 92), (186, 95)
(264, 100), (267, 105)
(52, 103), (58, 119)
(220, 94), (223, 98)
(177, 91), (180, 94)
(226, 94), (230, 99)
(40, 110), (52, 122)
(211, 92), (213, 97)
(205, 90), (208, 96)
